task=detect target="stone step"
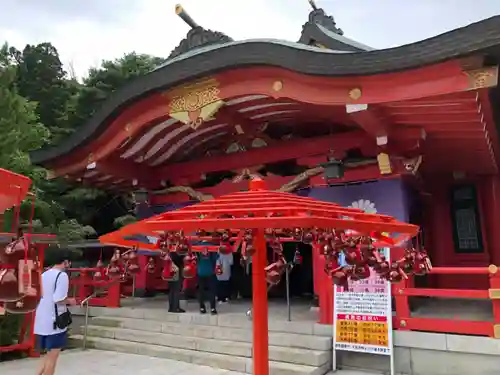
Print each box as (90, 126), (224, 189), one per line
(70, 335), (331, 375)
(70, 305), (332, 337)
(84, 325), (330, 367)
(89, 316), (332, 351)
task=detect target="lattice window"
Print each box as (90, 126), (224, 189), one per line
(450, 185), (484, 254)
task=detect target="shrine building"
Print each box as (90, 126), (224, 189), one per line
(31, 1), (500, 337)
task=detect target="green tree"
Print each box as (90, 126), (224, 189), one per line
(66, 52), (166, 229)
(10, 43), (73, 144)
(0, 44), (94, 240)
(69, 52), (165, 128)
(0, 44), (50, 175)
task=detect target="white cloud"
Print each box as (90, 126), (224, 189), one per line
(1, 0), (499, 79)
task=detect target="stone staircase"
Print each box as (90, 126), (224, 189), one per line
(69, 307), (332, 375)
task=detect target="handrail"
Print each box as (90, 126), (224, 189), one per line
(394, 265), (500, 338)
(80, 293), (96, 306)
(81, 292), (98, 350)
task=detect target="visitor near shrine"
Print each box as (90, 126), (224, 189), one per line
(216, 251), (234, 303)
(197, 250), (218, 314)
(167, 251), (185, 313)
(34, 255), (76, 375)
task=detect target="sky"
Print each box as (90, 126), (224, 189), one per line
(1, 0), (500, 79)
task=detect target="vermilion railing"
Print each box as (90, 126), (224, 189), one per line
(67, 265), (500, 339)
(68, 268), (121, 308)
(393, 265), (500, 338)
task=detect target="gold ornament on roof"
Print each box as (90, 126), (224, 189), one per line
(166, 78), (224, 130)
(272, 80), (283, 92)
(348, 87), (362, 101)
(377, 152), (392, 175)
(464, 66), (498, 90)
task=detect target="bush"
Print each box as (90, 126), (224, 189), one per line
(0, 313), (23, 360)
(0, 314), (21, 346)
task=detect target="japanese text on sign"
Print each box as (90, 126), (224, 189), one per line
(333, 249), (393, 356)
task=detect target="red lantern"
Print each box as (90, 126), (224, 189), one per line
(328, 266), (349, 288)
(292, 228), (302, 241)
(302, 230), (315, 245)
(344, 245), (363, 266)
(413, 248), (432, 275)
(219, 242), (232, 255)
(1, 237), (29, 264)
(0, 269), (21, 302)
(352, 264), (371, 280)
(215, 263), (223, 276)
(221, 230), (230, 242)
(183, 253), (197, 279)
(126, 249), (140, 275)
(145, 257), (156, 273)
(265, 256), (286, 285)
(161, 254), (178, 281)
(269, 237), (283, 255)
(107, 249), (124, 279)
(176, 234), (190, 256)
(241, 242), (256, 258)
(4, 260), (40, 314)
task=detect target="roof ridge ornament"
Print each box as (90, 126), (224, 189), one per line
(306, 2), (343, 36)
(169, 4), (233, 60)
(308, 0), (318, 11)
(175, 4), (199, 29)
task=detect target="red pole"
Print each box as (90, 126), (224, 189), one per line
(489, 265), (500, 338)
(312, 244), (320, 298)
(252, 229), (269, 375)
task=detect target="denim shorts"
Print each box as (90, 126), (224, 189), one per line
(36, 331), (67, 351)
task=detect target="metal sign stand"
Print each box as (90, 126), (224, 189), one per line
(247, 262), (294, 321)
(332, 248), (395, 375)
(285, 263), (292, 321)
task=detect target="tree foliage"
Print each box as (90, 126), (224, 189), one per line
(0, 41), (165, 241)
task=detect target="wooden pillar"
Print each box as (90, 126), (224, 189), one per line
(134, 254), (149, 296)
(317, 248), (333, 325)
(480, 176), (500, 266)
(252, 229), (269, 375)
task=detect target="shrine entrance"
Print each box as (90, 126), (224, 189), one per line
(237, 242), (314, 300)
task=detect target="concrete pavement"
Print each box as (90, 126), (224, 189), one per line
(0, 349), (246, 375)
(0, 349), (381, 375)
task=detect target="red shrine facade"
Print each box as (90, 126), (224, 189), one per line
(31, 5), (500, 308)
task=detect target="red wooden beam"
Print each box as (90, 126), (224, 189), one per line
(150, 164), (394, 205)
(57, 127), (424, 188)
(393, 317), (492, 336)
(215, 107), (275, 150)
(391, 112), (481, 124)
(346, 104), (387, 137)
(92, 156), (156, 187)
(104, 215), (417, 239)
(153, 131), (369, 182)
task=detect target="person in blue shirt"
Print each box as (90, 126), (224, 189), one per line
(197, 250), (218, 314)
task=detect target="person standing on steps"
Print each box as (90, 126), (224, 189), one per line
(168, 251), (185, 313)
(197, 249), (218, 314)
(34, 254), (77, 375)
(216, 251), (233, 303)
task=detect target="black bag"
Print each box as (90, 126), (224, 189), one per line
(53, 272), (73, 330)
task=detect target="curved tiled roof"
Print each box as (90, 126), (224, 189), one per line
(30, 15), (500, 165)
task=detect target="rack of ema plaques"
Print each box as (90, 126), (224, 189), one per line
(99, 178), (431, 375)
(0, 168), (56, 356)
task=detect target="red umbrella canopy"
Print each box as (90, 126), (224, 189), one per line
(0, 168), (32, 214)
(100, 179), (418, 249)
